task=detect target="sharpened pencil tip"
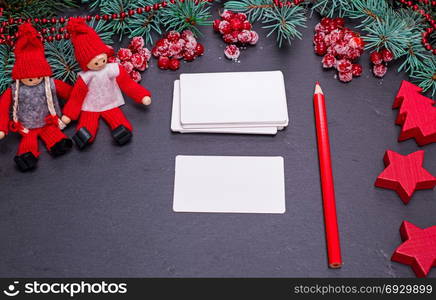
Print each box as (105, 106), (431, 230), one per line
(314, 82), (323, 95)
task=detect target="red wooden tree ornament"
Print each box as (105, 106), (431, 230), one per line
(391, 221), (436, 278)
(393, 80), (436, 146)
(375, 150), (436, 204)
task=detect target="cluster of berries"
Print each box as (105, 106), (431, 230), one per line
(313, 17), (365, 83)
(213, 10), (259, 60)
(369, 49), (394, 78)
(110, 36), (151, 82)
(151, 30), (204, 71)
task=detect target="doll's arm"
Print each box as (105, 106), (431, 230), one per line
(0, 88), (12, 136)
(116, 65), (151, 105)
(54, 79), (73, 101)
(62, 76), (88, 121)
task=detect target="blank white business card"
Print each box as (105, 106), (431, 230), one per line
(179, 71), (289, 128)
(173, 155), (286, 214)
(170, 80), (278, 135)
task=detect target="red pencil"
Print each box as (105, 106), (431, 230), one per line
(313, 82), (342, 268)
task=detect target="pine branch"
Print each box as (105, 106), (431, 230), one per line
(0, 44), (14, 95)
(224, 0), (272, 22)
(2, 0), (77, 19)
(362, 11), (417, 58)
(160, 0), (213, 37)
(98, 0), (139, 41)
(310, 0), (352, 18)
(410, 57), (436, 97)
(345, 0), (390, 28)
(262, 4), (307, 47)
(45, 39), (79, 83)
(128, 0), (163, 45)
(398, 39), (432, 73)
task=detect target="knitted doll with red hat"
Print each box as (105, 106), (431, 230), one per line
(61, 18), (152, 148)
(0, 23), (73, 172)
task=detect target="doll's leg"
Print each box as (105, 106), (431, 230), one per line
(101, 107), (133, 145)
(15, 129), (39, 171)
(40, 124), (73, 156)
(73, 111), (100, 149)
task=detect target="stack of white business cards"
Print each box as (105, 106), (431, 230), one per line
(171, 71), (289, 135)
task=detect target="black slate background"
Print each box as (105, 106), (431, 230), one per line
(0, 3), (435, 277)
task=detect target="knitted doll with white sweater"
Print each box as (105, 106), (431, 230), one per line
(62, 18), (152, 148)
(0, 24), (73, 172)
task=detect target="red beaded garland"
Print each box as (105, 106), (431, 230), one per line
(396, 0), (435, 54)
(0, 0), (213, 46)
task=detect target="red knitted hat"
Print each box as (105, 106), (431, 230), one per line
(12, 23), (53, 80)
(67, 17), (113, 70)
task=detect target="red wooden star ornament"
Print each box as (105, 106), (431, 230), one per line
(375, 150), (436, 204)
(393, 81), (436, 146)
(391, 221), (436, 277)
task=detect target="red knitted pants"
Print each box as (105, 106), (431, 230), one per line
(76, 107), (132, 142)
(17, 124), (67, 157)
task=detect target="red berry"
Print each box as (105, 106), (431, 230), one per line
(338, 72), (353, 83)
(249, 31), (259, 45)
(238, 30), (252, 44)
(373, 64), (387, 77)
(336, 59), (352, 73)
(220, 10), (234, 21)
(333, 18), (345, 28)
(213, 19), (221, 32)
(349, 36), (364, 49)
(380, 48), (394, 62)
(234, 13), (247, 22)
(325, 23), (336, 32)
(351, 64), (363, 77)
(322, 53), (336, 68)
(194, 43), (204, 56)
(241, 21), (252, 30)
(167, 31), (180, 42)
(223, 33), (237, 44)
(314, 42), (327, 56)
(370, 51), (383, 64)
(158, 56), (170, 69)
(169, 58), (180, 70)
(320, 17), (332, 27)
(218, 20), (232, 35)
(229, 18), (242, 31)
(313, 33), (324, 45)
(224, 44), (240, 60)
(183, 51), (196, 61)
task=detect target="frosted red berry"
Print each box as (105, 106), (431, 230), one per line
(158, 56), (170, 69)
(373, 64), (387, 77)
(351, 64), (363, 76)
(195, 43), (204, 56)
(336, 59), (352, 73)
(213, 19), (221, 32)
(338, 72), (353, 83)
(229, 18), (242, 31)
(380, 48), (394, 62)
(370, 51), (383, 65)
(224, 44), (240, 60)
(314, 42), (327, 56)
(169, 58), (180, 70)
(322, 53), (336, 68)
(241, 21), (252, 30)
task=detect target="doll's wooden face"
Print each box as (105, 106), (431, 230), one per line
(20, 77), (43, 86)
(87, 53), (108, 71)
